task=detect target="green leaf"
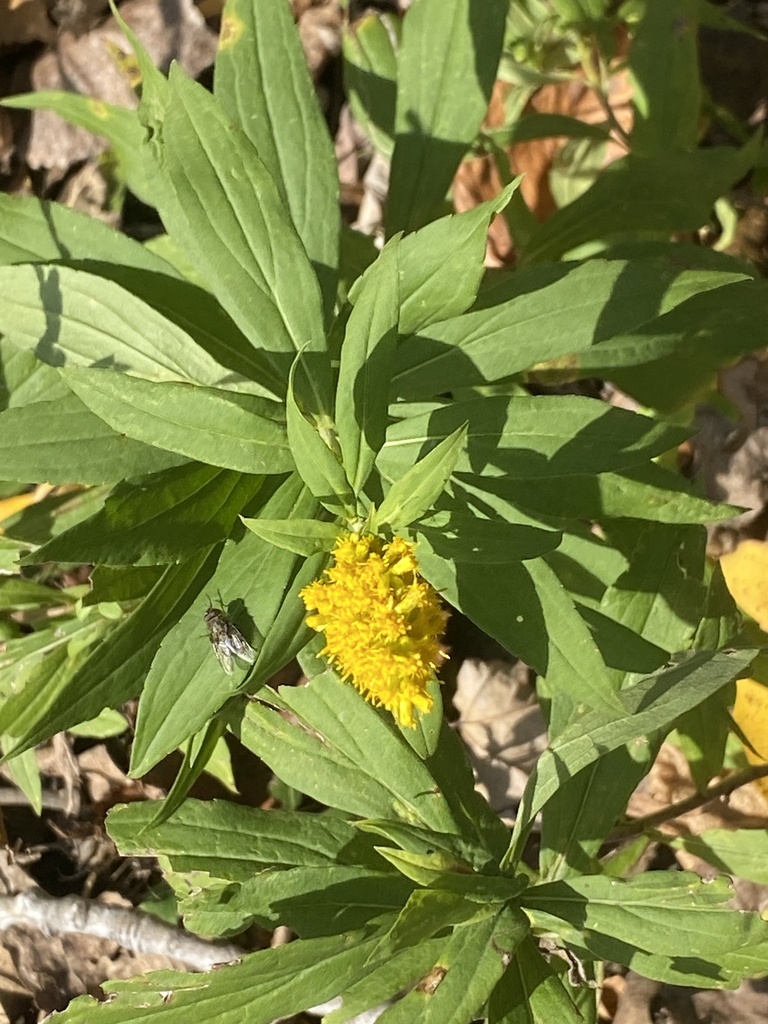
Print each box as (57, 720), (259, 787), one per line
(0, 336), (68, 410)
(539, 747), (654, 880)
(416, 509), (561, 564)
(380, 396), (688, 482)
(381, 889), (485, 951)
(485, 112), (611, 147)
(337, 236), (400, 494)
(83, 566), (164, 606)
(149, 719), (228, 828)
(478, 462), (736, 525)
(0, 263), (235, 386)
(129, 476), (324, 777)
(3, 745), (41, 814)
(675, 687), (732, 791)
(26, 464), (262, 566)
(387, 0), (507, 233)
(343, 12), (397, 156)
(225, 865), (412, 938)
(521, 138), (761, 265)
(508, 648), (758, 859)
(2, 484), (109, 549)
(60, 263), (280, 397)
(670, 829), (768, 885)
(0, 393), (185, 485)
(56, 932), (381, 1024)
(62, 369), (292, 475)
(324, 941), (444, 1024)
(1, 548), (220, 758)
(525, 557), (623, 716)
(214, 0), (339, 321)
(599, 522), (706, 658)
(410, 541), (545, 679)
(487, 934), (584, 1024)
(544, 526), (628, 608)
(375, 907), (527, 1024)
(694, 560), (742, 650)
(523, 872), (768, 958)
(393, 254), (750, 399)
(553, 928), (768, 989)
(0, 194), (176, 272)
(377, 423), (467, 530)
(359, 818), (497, 875)
(2, 92), (151, 204)
(585, 277), (768, 412)
(396, 180), (521, 336)
(108, 798), (368, 879)
(0, 578), (75, 609)
(0, 617), (111, 742)
(286, 356), (355, 516)
(153, 64), (330, 407)
(241, 516), (340, 557)
(628, 0), (700, 155)
(239, 669), (465, 836)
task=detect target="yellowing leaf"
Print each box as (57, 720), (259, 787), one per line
(733, 676), (768, 801)
(721, 540), (768, 630)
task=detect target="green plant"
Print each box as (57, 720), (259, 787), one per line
(2, 0), (768, 1020)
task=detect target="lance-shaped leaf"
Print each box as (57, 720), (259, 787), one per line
(628, 0), (700, 155)
(507, 647), (758, 863)
(370, 906), (527, 1024)
(1, 548), (220, 758)
(53, 932), (382, 1024)
(0, 393), (187, 485)
(343, 11), (397, 156)
(155, 64), (331, 410)
(25, 464), (263, 567)
(0, 193), (176, 271)
(379, 396), (688, 482)
(522, 872), (768, 958)
(337, 236), (400, 495)
(240, 669), (463, 835)
(377, 423), (467, 530)
(387, 0), (508, 234)
(286, 355), (355, 517)
(0, 264), (231, 386)
(129, 476), (325, 776)
(488, 934), (585, 1024)
(2, 93), (151, 204)
(214, 0), (339, 321)
(396, 178), (521, 336)
(63, 368), (292, 475)
(241, 516), (341, 557)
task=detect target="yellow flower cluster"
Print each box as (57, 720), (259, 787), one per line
(300, 533), (449, 728)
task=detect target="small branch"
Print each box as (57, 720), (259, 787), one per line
(0, 890), (243, 971)
(613, 763), (768, 838)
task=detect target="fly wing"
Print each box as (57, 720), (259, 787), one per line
(213, 643), (236, 675)
(226, 626), (257, 665)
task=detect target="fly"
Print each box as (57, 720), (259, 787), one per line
(204, 604), (257, 675)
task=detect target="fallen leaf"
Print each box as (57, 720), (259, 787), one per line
(721, 539), (768, 628)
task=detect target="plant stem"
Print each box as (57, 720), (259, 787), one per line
(613, 763), (768, 838)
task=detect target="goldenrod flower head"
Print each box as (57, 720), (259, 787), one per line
(300, 533), (449, 728)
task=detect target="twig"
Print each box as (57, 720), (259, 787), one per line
(0, 889), (243, 971)
(613, 763), (768, 838)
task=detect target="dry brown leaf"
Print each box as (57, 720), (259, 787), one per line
(453, 658), (546, 820)
(346, 18), (634, 259)
(298, 0), (342, 80)
(453, 62), (633, 264)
